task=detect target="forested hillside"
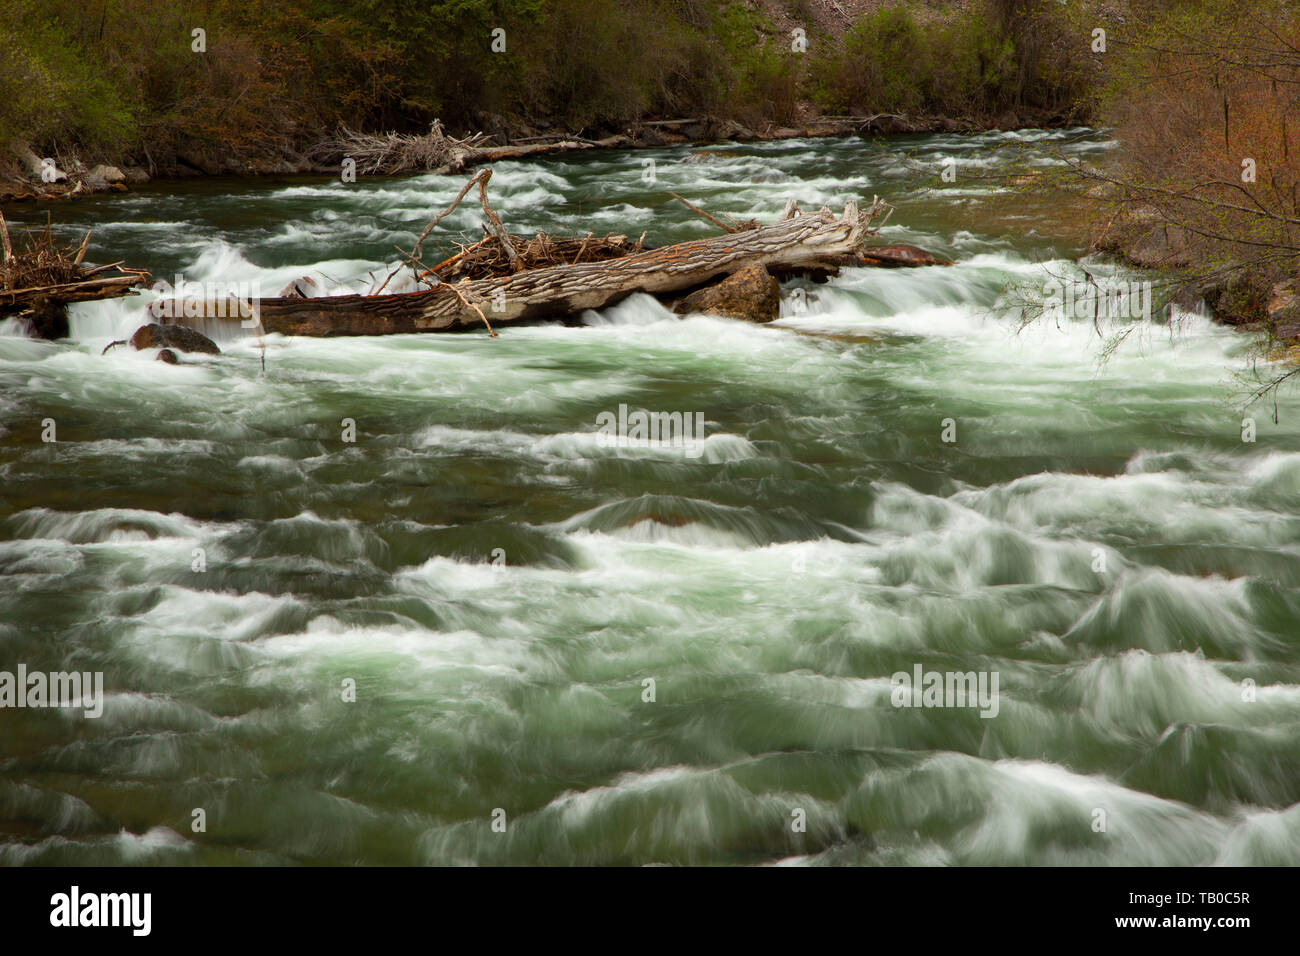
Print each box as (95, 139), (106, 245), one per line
(0, 0), (1095, 171)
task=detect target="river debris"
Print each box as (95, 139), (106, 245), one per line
(149, 182), (891, 336)
(138, 171), (961, 338)
(423, 231), (647, 283)
(304, 121), (492, 175)
(358, 167), (645, 335)
(304, 120), (618, 176)
(858, 245), (953, 268)
(1, 213), (151, 338)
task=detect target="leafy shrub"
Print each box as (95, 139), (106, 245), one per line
(0, 2), (133, 151)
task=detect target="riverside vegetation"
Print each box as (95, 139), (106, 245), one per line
(1, 0), (1093, 181)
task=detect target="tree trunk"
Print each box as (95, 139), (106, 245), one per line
(155, 202), (884, 337)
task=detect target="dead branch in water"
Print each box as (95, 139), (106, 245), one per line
(430, 231), (646, 282)
(150, 167), (898, 339)
(374, 169), (490, 294)
(669, 192), (757, 233)
(376, 169), (646, 295)
(0, 214), (150, 329)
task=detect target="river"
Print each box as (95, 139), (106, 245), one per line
(2, 128), (1299, 865)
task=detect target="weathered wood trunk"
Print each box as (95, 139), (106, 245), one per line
(444, 138), (621, 173)
(153, 202), (882, 336)
(1, 275), (145, 313)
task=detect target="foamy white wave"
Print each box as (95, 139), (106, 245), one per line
(8, 506), (216, 543)
(1058, 648), (1300, 732)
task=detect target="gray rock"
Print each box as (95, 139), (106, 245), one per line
(84, 165), (126, 191)
(14, 143), (68, 183)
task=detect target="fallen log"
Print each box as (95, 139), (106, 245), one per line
(445, 140), (598, 173)
(151, 200), (888, 336)
(770, 243), (953, 281)
(857, 245), (954, 268)
(1, 274), (146, 305)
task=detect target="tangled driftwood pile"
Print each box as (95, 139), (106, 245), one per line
(304, 121), (492, 175)
(420, 231), (646, 283)
(1, 213), (150, 338)
(305, 120), (615, 176)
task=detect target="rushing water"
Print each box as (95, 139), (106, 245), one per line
(2, 129), (1299, 866)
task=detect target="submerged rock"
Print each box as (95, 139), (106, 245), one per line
(155, 348), (179, 364)
(673, 264), (780, 323)
(129, 323), (221, 354)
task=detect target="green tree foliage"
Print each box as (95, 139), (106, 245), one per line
(809, 2), (1076, 118)
(0, 0), (1100, 163)
(0, 0), (133, 149)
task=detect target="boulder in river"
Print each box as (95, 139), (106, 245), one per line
(673, 264), (780, 323)
(156, 348), (180, 364)
(129, 323), (221, 354)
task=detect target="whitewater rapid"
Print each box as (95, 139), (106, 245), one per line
(2, 128), (1298, 865)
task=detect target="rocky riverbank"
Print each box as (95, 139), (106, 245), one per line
(0, 106), (1072, 205)
(1092, 203), (1300, 345)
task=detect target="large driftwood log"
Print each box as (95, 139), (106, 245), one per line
(444, 139), (610, 173)
(152, 201), (885, 336)
(1, 274), (145, 311)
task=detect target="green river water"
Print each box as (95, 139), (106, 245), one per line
(2, 129), (1299, 865)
